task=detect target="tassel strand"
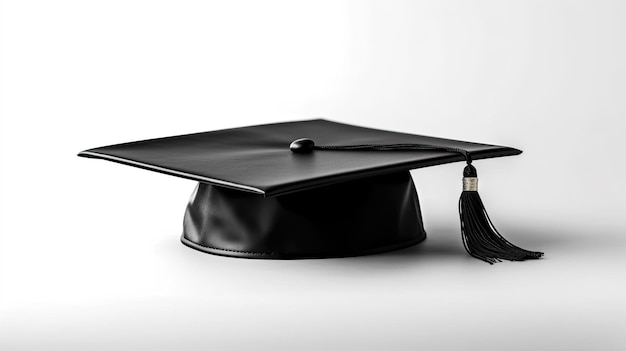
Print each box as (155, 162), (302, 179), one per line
(459, 165), (544, 264)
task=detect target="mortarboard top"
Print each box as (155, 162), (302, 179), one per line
(78, 119), (521, 196)
(79, 119), (542, 263)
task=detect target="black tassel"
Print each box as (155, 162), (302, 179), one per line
(289, 138), (544, 264)
(459, 164), (544, 264)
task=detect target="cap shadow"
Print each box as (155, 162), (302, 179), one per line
(368, 220), (625, 263)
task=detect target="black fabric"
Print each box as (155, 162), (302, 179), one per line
(181, 171), (426, 258)
(78, 119), (525, 259)
(78, 119), (521, 197)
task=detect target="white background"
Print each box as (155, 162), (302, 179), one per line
(1, 1), (625, 350)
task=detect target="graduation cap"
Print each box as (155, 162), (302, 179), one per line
(78, 119), (543, 264)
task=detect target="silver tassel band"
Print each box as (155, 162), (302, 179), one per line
(463, 177), (478, 191)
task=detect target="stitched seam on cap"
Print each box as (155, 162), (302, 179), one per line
(185, 240), (278, 256)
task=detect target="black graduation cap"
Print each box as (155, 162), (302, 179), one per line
(78, 119), (543, 263)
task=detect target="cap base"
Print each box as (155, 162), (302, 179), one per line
(181, 171), (427, 259)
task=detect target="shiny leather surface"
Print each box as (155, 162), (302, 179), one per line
(79, 119), (521, 197)
(182, 171), (426, 258)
